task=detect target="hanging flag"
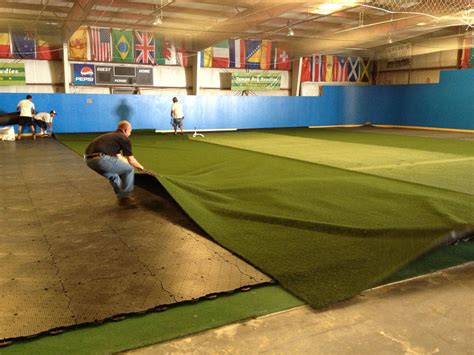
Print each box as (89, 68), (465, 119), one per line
(246, 40), (261, 69)
(310, 55), (319, 81)
(177, 48), (187, 66)
(37, 33), (61, 60)
(332, 56), (348, 82)
(0, 32), (11, 58)
(212, 40), (230, 68)
(324, 55), (333, 82)
(90, 27), (111, 62)
(359, 58), (371, 82)
(300, 57), (311, 82)
(229, 39), (246, 68)
(69, 27), (88, 61)
(260, 40), (272, 70)
(12, 31), (36, 59)
(461, 32), (474, 68)
(201, 47), (212, 67)
(134, 31), (155, 64)
(112, 29), (133, 63)
(347, 56), (360, 82)
(272, 45), (291, 70)
(163, 40), (177, 65)
(155, 35), (165, 65)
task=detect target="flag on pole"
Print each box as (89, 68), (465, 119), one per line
(0, 32), (11, 58)
(112, 29), (134, 63)
(69, 27), (88, 60)
(229, 39), (246, 68)
(134, 31), (155, 64)
(12, 31), (36, 59)
(91, 27), (112, 62)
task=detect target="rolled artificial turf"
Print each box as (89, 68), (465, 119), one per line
(58, 130), (473, 308)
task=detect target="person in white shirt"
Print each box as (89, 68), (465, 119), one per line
(170, 97), (184, 135)
(34, 110), (57, 137)
(16, 95), (36, 140)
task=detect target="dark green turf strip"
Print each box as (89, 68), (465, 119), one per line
(58, 132), (473, 309)
(2, 286), (303, 355)
(262, 127), (474, 156)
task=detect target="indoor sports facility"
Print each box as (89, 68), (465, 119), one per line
(0, 1), (473, 353)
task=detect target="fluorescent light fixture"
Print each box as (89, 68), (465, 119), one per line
(287, 26), (294, 36)
(153, 14), (162, 25)
(416, 22), (427, 26)
(319, 3), (343, 12)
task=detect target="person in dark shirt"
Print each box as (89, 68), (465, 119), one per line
(84, 120), (145, 207)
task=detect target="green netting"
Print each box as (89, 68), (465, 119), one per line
(58, 131), (474, 308)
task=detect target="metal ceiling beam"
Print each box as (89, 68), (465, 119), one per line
(62, 0), (96, 41)
(191, 2), (306, 51)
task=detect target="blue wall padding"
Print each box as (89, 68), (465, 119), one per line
(1, 69), (473, 133)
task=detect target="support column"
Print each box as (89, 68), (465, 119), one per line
(62, 42), (70, 94)
(192, 51), (201, 95)
(291, 57), (302, 96)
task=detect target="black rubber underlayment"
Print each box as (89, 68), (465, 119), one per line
(0, 138), (270, 341)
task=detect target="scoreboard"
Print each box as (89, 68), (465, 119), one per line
(95, 65), (153, 85)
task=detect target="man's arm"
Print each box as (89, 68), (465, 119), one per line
(126, 155), (144, 171)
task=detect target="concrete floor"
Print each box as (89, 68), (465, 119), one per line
(127, 262), (474, 354)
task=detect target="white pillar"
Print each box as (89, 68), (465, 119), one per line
(291, 57), (302, 96)
(62, 42), (70, 93)
(193, 51), (201, 95)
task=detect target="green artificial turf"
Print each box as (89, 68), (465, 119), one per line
(58, 131), (474, 308)
(3, 286), (303, 355)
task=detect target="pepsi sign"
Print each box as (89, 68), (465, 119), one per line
(73, 64), (95, 85)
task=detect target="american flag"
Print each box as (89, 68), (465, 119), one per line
(91, 27), (111, 62)
(135, 31), (155, 64)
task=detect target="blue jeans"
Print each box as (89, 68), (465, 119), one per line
(86, 155), (134, 199)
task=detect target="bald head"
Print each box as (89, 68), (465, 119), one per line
(117, 120), (132, 136)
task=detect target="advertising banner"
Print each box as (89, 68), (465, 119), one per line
(73, 63), (95, 85)
(231, 72), (281, 91)
(0, 63), (25, 85)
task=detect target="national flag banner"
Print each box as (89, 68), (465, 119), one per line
(332, 56), (348, 82)
(0, 32), (11, 58)
(260, 40), (272, 70)
(300, 56), (312, 82)
(37, 33), (61, 60)
(12, 31), (36, 59)
(324, 55), (334, 82)
(177, 48), (187, 66)
(212, 40), (229, 68)
(272, 45), (291, 70)
(112, 29), (133, 63)
(347, 56), (360, 82)
(229, 39), (246, 68)
(69, 27), (88, 61)
(310, 55), (320, 81)
(201, 47), (213, 67)
(246, 40), (261, 69)
(90, 27), (111, 62)
(163, 40), (177, 65)
(461, 32), (474, 68)
(134, 31), (155, 64)
(155, 35), (165, 65)
(359, 58), (371, 82)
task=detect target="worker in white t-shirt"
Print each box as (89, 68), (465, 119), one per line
(170, 97), (184, 135)
(34, 110), (57, 137)
(16, 95), (36, 140)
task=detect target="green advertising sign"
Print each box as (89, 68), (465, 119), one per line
(231, 72), (281, 91)
(0, 63), (26, 85)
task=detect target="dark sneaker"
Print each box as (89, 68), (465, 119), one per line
(118, 197), (137, 207)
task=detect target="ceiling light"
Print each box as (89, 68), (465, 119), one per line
(287, 20), (294, 37)
(319, 3), (343, 12)
(416, 22), (427, 26)
(153, 14), (162, 25)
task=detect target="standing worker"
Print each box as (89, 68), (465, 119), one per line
(16, 95), (36, 140)
(34, 110), (56, 137)
(170, 97), (184, 135)
(84, 120), (145, 207)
